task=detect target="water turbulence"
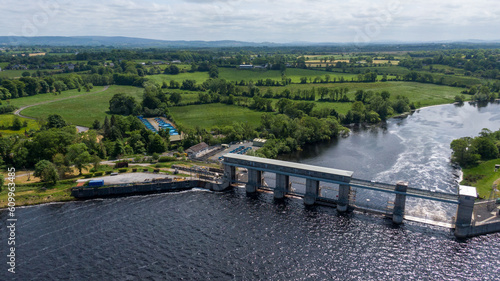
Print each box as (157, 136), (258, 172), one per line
(286, 103), (500, 225)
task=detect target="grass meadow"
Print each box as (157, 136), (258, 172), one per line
(8, 86), (106, 108)
(169, 103), (264, 129)
(20, 85), (144, 127)
(0, 69), (38, 78)
(0, 114), (40, 135)
(260, 81), (464, 107)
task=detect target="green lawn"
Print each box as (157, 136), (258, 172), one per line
(8, 86), (106, 108)
(20, 85), (144, 127)
(169, 103), (264, 129)
(461, 159), (500, 199)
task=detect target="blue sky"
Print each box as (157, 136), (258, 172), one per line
(1, 0), (499, 43)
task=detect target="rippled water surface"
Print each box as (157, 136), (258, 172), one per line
(2, 103), (500, 280)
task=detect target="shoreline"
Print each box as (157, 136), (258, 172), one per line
(0, 101), (469, 209)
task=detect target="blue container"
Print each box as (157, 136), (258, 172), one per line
(88, 179), (104, 187)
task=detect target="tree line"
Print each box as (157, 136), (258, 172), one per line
(451, 128), (500, 168)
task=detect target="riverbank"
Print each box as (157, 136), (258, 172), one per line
(0, 159), (222, 208)
(0, 180), (76, 209)
(460, 159), (500, 199)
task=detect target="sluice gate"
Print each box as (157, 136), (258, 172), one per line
(222, 154), (475, 238)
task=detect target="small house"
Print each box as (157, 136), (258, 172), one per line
(253, 138), (267, 147)
(186, 142), (210, 158)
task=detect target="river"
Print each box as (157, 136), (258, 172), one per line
(1, 102), (500, 280)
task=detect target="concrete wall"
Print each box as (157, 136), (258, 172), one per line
(71, 180), (200, 199)
(470, 221), (500, 237)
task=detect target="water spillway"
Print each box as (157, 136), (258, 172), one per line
(222, 153), (479, 238)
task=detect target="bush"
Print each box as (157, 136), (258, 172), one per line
(105, 171), (112, 175)
(83, 173), (93, 178)
(132, 168), (137, 172)
(118, 168), (128, 173)
(158, 156), (177, 162)
(94, 171), (104, 176)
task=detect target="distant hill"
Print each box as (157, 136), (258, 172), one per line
(0, 36), (280, 48)
(1, 36), (499, 49)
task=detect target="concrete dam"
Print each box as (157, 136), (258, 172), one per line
(72, 154), (500, 238)
(221, 154), (498, 238)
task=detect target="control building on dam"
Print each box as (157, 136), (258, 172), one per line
(221, 154), (499, 238)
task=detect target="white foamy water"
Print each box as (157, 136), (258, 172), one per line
(284, 102), (500, 222)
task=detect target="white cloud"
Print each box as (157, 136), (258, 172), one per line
(0, 0), (499, 42)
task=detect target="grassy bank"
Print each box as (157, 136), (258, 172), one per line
(0, 180), (76, 208)
(0, 159), (221, 208)
(460, 159), (500, 199)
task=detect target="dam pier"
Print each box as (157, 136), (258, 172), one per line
(222, 154), (499, 238)
(72, 154), (500, 238)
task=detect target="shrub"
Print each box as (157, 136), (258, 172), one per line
(105, 171), (112, 175)
(118, 168), (128, 173)
(94, 171), (104, 176)
(83, 173), (93, 178)
(158, 156), (177, 162)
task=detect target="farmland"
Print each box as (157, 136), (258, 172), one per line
(259, 81), (464, 107)
(1, 46), (497, 134)
(8, 86), (106, 108)
(169, 103), (264, 129)
(20, 85), (143, 127)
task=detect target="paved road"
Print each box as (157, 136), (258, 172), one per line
(13, 85), (110, 132)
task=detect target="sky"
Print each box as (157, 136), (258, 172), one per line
(1, 0), (500, 43)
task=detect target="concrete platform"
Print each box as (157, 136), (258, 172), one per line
(76, 172), (175, 185)
(209, 141), (260, 161)
(474, 200), (500, 225)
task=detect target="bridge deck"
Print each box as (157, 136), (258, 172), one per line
(223, 154), (459, 204)
(224, 153), (353, 182)
(350, 179), (459, 204)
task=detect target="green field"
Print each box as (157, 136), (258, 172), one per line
(261, 81), (464, 108)
(169, 103), (264, 129)
(146, 71), (209, 85)
(8, 86), (105, 108)
(0, 69), (37, 78)
(20, 85), (144, 127)
(461, 159), (500, 199)
(148, 67), (376, 86)
(0, 114), (39, 135)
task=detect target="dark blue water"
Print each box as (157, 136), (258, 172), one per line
(2, 190), (500, 280)
(2, 102), (500, 280)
